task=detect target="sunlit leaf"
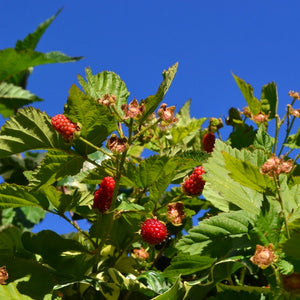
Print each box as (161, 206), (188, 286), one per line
(0, 107), (70, 158)
(176, 210), (252, 256)
(139, 62), (178, 123)
(260, 81), (278, 119)
(77, 68), (130, 117)
(29, 150), (85, 190)
(232, 73), (261, 115)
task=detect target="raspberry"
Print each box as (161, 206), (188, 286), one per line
(202, 132), (215, 153)
(140, 218), (167, 245)
(51, 114), (78, 142)
(182, 166), (205, 196)
(93, 176), (115, 213)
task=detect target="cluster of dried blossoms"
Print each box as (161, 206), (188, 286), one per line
(260, 155), (293, 176)
(0, 266), (8, 285)
(287, 90), (300, 117)
(167, 202), (186, 226)
(241, 107), (269, 124)
(250, 243), (278, 269)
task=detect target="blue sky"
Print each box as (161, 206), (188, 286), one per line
(1, 1), (300, 232)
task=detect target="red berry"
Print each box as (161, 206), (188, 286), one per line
(202, 132), (215, 153)
(182, 166), (205, 196)
(140, 218), (167, 245)
(93, 176), (115, 213)
(51, 114), (78, 142)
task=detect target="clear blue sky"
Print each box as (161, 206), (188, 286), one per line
(1, 1), (300, 232)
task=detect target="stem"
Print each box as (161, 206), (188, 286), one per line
(273, 115), (280, 154)
(278, 116), (296, 156)
(97, 121), (134, 255)
(79, 136), (114, 159)
(131, 118), (161, 143)
(49, 209), (97, 248)
(239, 267), (246, 285)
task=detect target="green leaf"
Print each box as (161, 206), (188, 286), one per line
(22, 230), (95, 280)
(282, 233), (300, 261)
(260, 81), (278, 119)
(280, 178), (300, 229)
(153, 276), (185, 300)
(253, 125), (274, 152)
(285, 126), (300, 149)
(232, 73), (261, 115)
(122, 155), (197, 200)
(139, 63), (178, 123)
(0, 225), (24, 253)
(28, 150), (85, 190)
(0, 107), (70, 158)
(222, 151), (276, 194)
(170, 118), (206, 145)
(0, 282), (33, 300)
(0, 82), (42, 117)
(163, 254), (215, 277)
(0, 48), (82, 82)
(15, 9), (62, 51)
(0, 184), (49, 209)
(175, 99), (193, 127)
(11, 8), (63, 90)
(77, 68), (130, 117)
(203, 140), (267, 213)
(137, 271), (170, 294)
(228, 124), (256, 149)
(64, 85), (117, 154)
(249, 197), (283, 246)
(0, 255), (56, 299)
(176, 210), (252, 256)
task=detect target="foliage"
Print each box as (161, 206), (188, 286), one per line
(0, 11), (300, 300)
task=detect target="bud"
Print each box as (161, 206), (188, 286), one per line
(121, 98), (145, 119)
(289, 90), (300, 100)
(288, 104), (300, 118)
(0, 266), (8, 285)
(167, 202), (186, 226)
(98, 94), (116, 106)
(252, 112), (269, 124)
(260, 155), (281, 176)
(250, 244), (278, 269)
(279, 159), (293, 174)
(133, 247), (149, 260)
(260, 155), (294, 176)
(209, 117), (223, 132)
(106, 134), (127, 153)
(242, 107), (252, 118)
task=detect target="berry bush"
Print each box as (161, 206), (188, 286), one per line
(0, 11), (300, 300)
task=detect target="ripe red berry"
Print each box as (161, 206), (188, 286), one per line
(202, 132), (215, 153)
(140, 218), (167, 245)
(51, 114), (78, 142)
(93, 176), (115, 213)
(182, 166), (205, 196)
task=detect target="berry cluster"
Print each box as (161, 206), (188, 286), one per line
(182, 166), (205, 196)
(93, 176), (115, 213)
(202, 132), (215, 153)
(140, 218), (167, 245)
(51, 114), (78, 142)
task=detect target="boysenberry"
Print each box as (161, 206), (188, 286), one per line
(140, 218), (167, 245)
(93, 176), (115, 213)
